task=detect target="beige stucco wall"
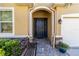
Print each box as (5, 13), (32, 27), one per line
(14, 5), (29, 35)
(1, 3), (79, 38)
(32, 10), (52, 39)
(56, 4), (79, 36)
(0, 3), (29, 35)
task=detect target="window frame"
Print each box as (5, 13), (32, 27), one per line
(0, 7), (14, 35)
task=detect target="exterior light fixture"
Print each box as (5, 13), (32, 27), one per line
(58, 19), (62, 24)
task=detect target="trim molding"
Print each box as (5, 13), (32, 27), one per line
(0, 34), (28, 38)
(55, 35), (62, 39)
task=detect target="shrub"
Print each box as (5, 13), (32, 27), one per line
(0, 48), (5, 56)
(0, 39), (21, 56)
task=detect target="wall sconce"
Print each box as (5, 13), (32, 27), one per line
(58, 19), (62, 24)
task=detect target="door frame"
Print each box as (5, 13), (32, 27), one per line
(29, 6), (55, 48)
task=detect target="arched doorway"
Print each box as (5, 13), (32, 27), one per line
(33, 10), (51, 39)
(29, 6), (55, 48)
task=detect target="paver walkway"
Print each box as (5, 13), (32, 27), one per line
(36, 39), (69, 56)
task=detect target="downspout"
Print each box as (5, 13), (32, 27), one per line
(53, 9), (56, 48)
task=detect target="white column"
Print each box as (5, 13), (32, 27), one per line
(51, 12), (55, 48)
(29, 12), (33, 38)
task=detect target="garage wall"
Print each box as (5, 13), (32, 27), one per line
(56, 4), (79, 36)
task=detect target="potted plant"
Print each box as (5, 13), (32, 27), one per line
(58, 42), (69, 53)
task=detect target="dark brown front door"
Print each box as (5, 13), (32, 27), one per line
(33, 18), (48, 39)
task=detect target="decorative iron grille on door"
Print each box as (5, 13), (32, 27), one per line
(34, 18), (48, 38)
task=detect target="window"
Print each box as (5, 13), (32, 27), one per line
(0, 7), (14, 34)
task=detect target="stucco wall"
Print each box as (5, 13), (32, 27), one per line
(14, 5), (29, 35)
(32, 10), (52, 39)
(1, 3), (79, 38)
(56, 4), (79, 36)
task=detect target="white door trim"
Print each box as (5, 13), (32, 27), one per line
(29, 6), (55, 48)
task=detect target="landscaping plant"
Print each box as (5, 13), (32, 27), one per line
(58, 42), (69, 53)
(0, 39), (22, 56)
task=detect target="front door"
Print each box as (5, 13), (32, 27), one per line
(34, 18), (48, 38)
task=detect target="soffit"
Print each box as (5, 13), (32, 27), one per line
(15, 3), (33, 8)
(33, 3), (54, 8)
(15, 3), (72, 9)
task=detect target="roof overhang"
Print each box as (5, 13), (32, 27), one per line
(15, 3), (33, 8)
(62, 13), (79, 18)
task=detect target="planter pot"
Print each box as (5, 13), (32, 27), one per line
(59, 48), (66, 53)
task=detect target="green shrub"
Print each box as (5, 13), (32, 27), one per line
(59, 42), (69, 49)
(0, 48), (5, 56)
(0, 39), (21, 56)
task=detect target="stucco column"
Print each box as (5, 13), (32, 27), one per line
(29, 12), (33, 39)
(51, 11), (55, 48)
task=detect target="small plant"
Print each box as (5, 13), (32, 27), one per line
(60, 42), (69, 49)
(58, 42), (69, 53)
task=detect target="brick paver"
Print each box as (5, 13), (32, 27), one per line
(36, 39), (68, 56)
